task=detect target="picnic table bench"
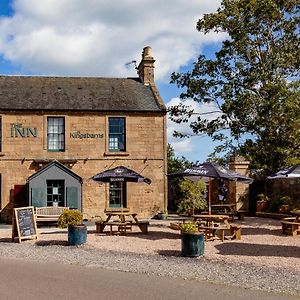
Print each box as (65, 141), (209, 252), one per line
(210, 204), (237, 221)
(96, 211), (149, 235)
(280, 217), (300, 236)
(96, 220), (149, 235)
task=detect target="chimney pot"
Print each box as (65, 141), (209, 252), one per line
(138, 46), (155, 85)
(143, 46), (153, 58)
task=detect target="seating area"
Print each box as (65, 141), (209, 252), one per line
(170, 214), (242, 242)
(35, 206), (69, 224)
(95, 210), (150, 235)
(210, 204), (237, 221)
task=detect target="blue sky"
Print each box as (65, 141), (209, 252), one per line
(0, 0), (224, 163)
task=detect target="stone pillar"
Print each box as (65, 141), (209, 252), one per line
(228, 156), (250, 211)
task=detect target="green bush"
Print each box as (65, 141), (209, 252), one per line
(58, 210), (83, 228)
(177, 179), (207, 215)
(181, 222), (199, 233)
(266, 196), (292, 213)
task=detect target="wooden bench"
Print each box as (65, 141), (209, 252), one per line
(229, 225), (242, 240)
(95, 220), (105, 233)
(281, 217), (300, 236)
(105, 222), (132, 235)
(132, 221), (149, 234)
(198, 223), (241, 242)
(197, 224), (227, 242)
(35, 206), (69, 224)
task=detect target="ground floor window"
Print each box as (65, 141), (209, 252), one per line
(109, 181), (126, 208)
(47, 180), (64, 206)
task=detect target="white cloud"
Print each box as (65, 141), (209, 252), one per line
(167, 97), (222, 157)
(0, 0), (223, 81)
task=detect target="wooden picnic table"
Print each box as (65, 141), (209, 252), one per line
(96, 210), (149, 234)
(210, 203), (236, 220)
(281, 210), (300, 236)
(290, 210), (300, 220)
(192, 214), (241, 241)
(192, 214), (230, 226)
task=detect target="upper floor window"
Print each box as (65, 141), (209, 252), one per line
(47, 117), (65, 151)
(108, 117), (126, 152)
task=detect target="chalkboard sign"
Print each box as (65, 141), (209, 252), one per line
(12, 206), (38, 243)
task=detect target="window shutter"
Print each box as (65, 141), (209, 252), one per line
(31, 188), (46, 207)
(66, 187), (79, 209)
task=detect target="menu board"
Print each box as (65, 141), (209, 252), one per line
(12, 207), (38, 243)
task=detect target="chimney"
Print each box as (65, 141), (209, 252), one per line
(137, 46), (155, 85)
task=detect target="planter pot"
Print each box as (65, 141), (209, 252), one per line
(157, 212), (168, 220)
(181, 232), (204, 257)
(68, 224), (87, 246)
(278, 205), (289, 214)
(256, 200), (267, 212)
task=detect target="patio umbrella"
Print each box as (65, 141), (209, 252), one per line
(169, 162), (253, 214)
(91, 166), (151, 209)
(267, 164), (300, 179)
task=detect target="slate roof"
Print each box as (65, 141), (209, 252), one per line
(27, 160), (82, 183)
(0, 76), (166, 112)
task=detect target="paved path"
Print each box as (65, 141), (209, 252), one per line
(0, 258), (298, 300)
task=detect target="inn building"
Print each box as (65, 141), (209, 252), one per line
(0, 46), (167, 222)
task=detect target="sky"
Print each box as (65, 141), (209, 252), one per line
(0, 0), (225, 163)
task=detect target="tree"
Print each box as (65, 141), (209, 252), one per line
(167, 143), (194, 174)
(177, 179), (207, 215)
(167, 144), (195, 211)
(169, 0), (300, 176)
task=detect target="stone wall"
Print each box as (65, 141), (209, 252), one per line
(0, 112), (167, 221)
(228, 156), (251, 210)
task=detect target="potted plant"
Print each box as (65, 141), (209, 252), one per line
(58, 210), (87, 246)
(180, 222), (204, 257)
(256, 194), (268, 212)
(157, 210), (168, 220)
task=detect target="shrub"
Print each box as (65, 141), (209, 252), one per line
(177, 179), (207, 215)
(181, 222), (199, 233)
(58, 210), (83, 228)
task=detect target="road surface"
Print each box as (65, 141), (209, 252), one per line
(0, 258), (297, 300)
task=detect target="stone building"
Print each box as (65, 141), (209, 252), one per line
(0, 46), (167, 222)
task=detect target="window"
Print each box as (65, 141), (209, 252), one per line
(108, 117), (125, 152)
(109, 181), (126, 208)
(47, 180), (64, 207)
(47, 117), (65, 151)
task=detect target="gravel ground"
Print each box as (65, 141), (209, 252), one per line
(0, 217), (299, 297)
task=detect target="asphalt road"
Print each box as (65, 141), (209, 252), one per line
(0, 258), (297, 300)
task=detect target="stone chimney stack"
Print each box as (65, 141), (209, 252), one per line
(138, 46), (155, 85)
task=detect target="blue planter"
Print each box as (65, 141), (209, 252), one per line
(157, 213), (168, 220)
(68, 225), (87, 246)
(181, 232), (204, 257)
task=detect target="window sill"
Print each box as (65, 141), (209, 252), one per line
(104, 152), (129, 157)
